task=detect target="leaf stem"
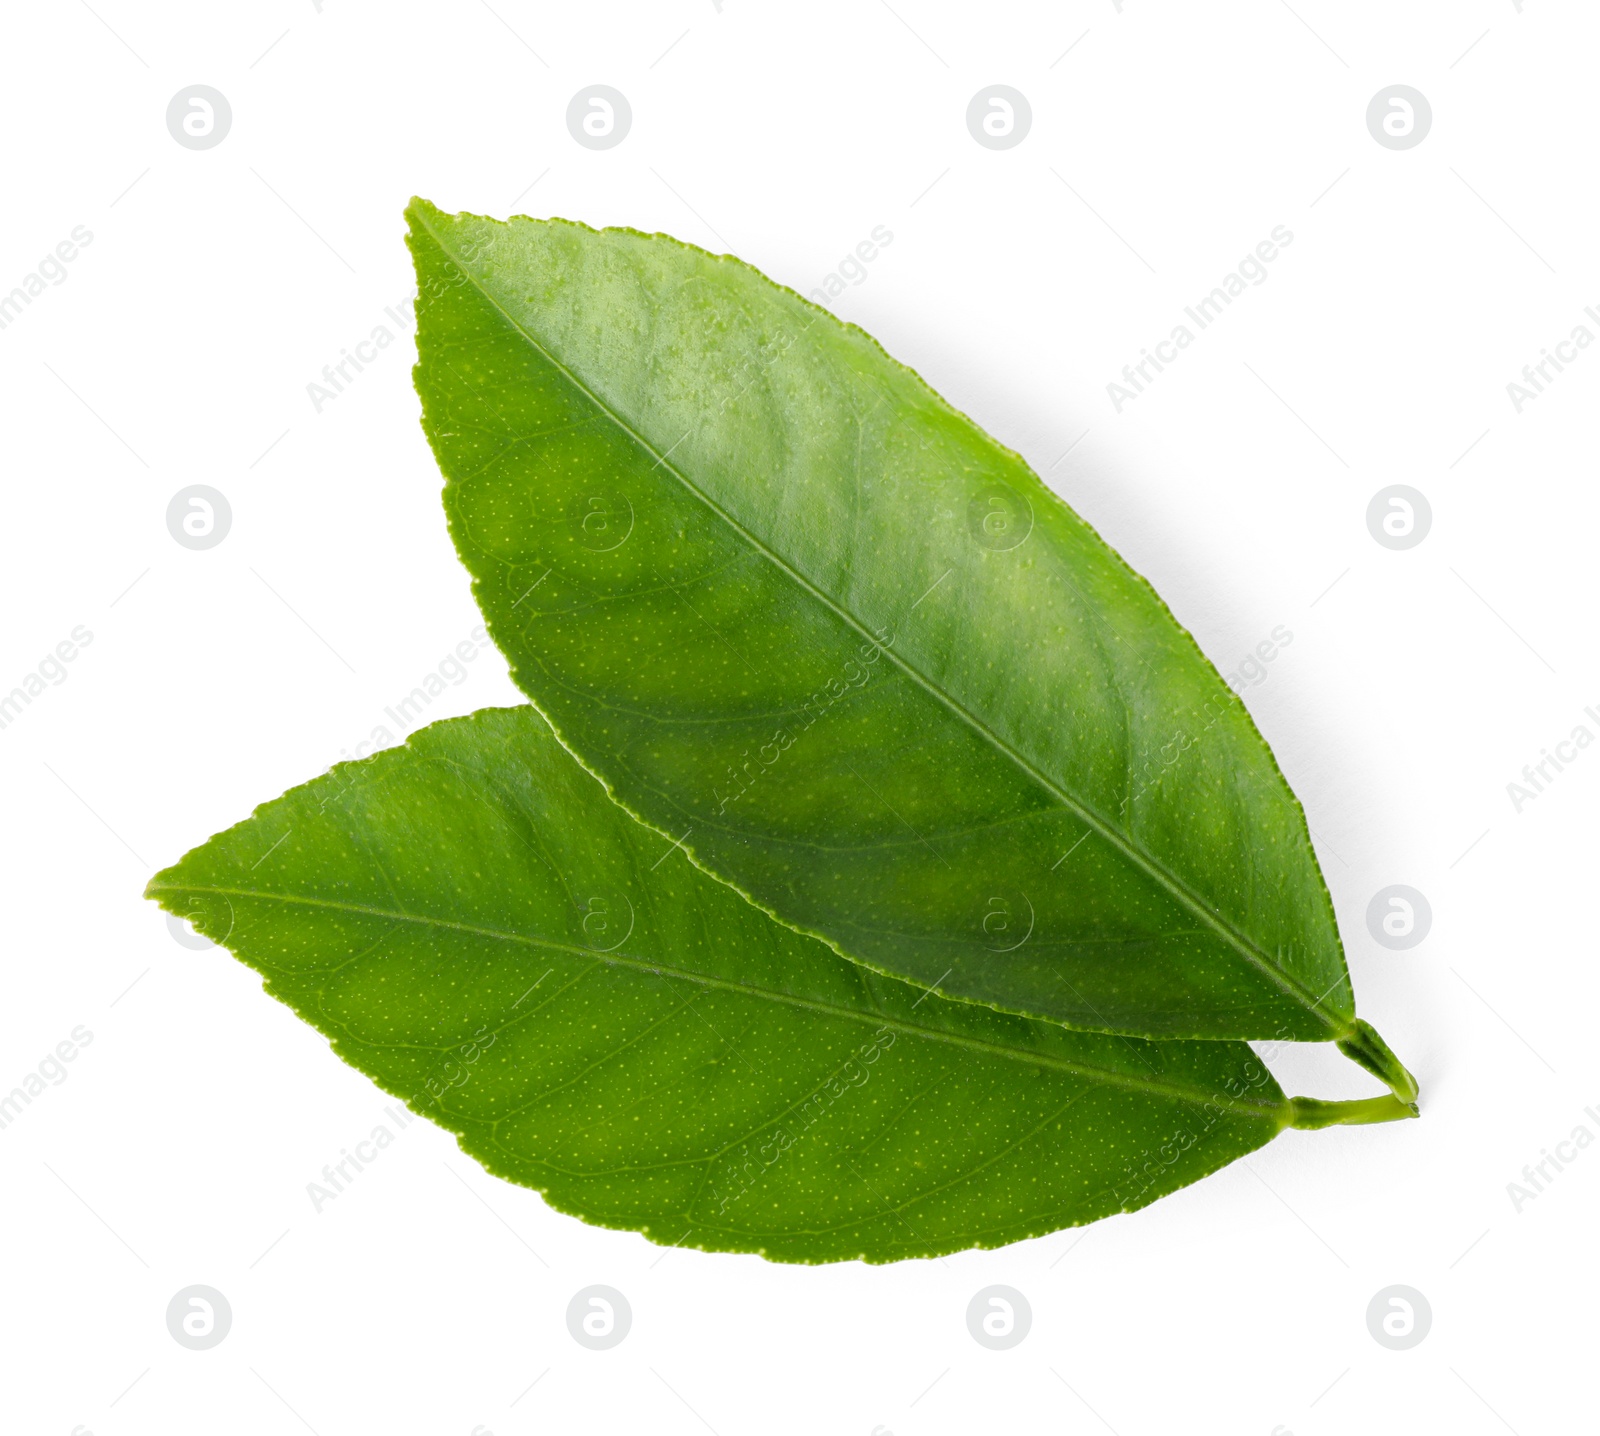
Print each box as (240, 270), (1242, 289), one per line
(1287, 1093), (1419, 1129)
(1335, 1019), (1420, 1104)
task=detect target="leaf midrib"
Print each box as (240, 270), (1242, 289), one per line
(149, 880), (1286, 1119)
(411, 208), (1342, 1037)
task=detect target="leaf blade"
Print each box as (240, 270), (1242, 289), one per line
(407, 199), (1355, 1043)
(146, 707), (1291, 1263)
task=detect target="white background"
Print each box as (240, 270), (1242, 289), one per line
(1, 1), (1594, 1432)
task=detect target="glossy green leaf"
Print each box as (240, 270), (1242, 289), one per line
(144, 708), (1383, 1264)
(406, 201), (1405, 1079)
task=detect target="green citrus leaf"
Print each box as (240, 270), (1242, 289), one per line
(146, 707), (1324, 1264)
(405, 200), (1388, 1061)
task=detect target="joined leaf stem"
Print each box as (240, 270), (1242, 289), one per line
(1287, 1093), (1419, 1129)
(1335, 1019), (1420, 1104)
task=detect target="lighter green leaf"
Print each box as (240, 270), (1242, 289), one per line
(145, 707), (1349, 1264)
(406, 201), (1383, 1060)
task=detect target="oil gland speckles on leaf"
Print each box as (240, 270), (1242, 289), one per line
(147, 709), (1412, 1264)
(141, 201), (1419, 1266)
(405, 199), (1417, 1103)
